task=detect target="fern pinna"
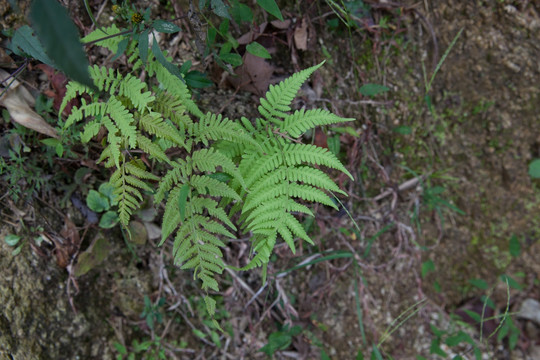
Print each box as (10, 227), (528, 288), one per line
(60, 25), (353, 317)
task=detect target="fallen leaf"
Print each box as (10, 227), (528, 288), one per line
(294, 18), (308, 51)
(0, 69), (59, 138)
(36, 64), (75, 115)
(128, 221), (148, 245)
(227, 53), (274, 95)
(73, 237), (111, 276)
(270, 19), (291, 29)
(236, 22), (268, 45)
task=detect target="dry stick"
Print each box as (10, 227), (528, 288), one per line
(373, 175), (425, 201)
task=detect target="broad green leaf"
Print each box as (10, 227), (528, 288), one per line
(509, 234), (521, 257)
(12, 245), (23, 256)
(257, 0), (284, 21)
(178, 184), (190, 222)
(210, 331), (221, 347)
(99, 182), (119, 205)
(180, 60), (192, 74)
(219, 18), (230, 34)
(211, 0), (231, 19)
(86, 189), (110, 212)
(185, 71), (213, 88)
(193, 329), (206, 338)
(10, 25), (54, 66)
(219, 52), (242, 66)
(151, 35), (184, 80)
(99, 211), (119, 229)
(29, 0), (94, 90)
(73, 237), (111, 276)
(152, 20), (181, 33)
(4, 234), (21, 246)
(359, 83), (390, 97)
(528, 159), (540, 178)
(393, 125), (412, 135)
(446, 331), (473, 346)
(111, 38), (128, 61)
(500, 274), (522, 290)
(468, 278), (488, 290)
(138, 29), (149, 63)
(113, 342), (127, 355)
(231, 0), (253, 23)
(421, 259), (435, 278)
(327, 134), (341, 157)
(246, 42), (271, 59)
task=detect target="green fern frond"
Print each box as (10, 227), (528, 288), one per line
(190, 175), (241, 201)
(146, 58), (203, 118)
(81, 24), (124, 53)
(100, 116), (122, 168)
(282, 108), (355, 138)
(249, 166), (346, 197)
(139, 111), (186, 148)
(81, 119), (101, 143)
(107, 96), (137, 148)
(283, 143), (354, 180)
(155, 160), (189, 203)
(59, 82), (91, 121)
(62, 101), (84, 128)
(110, 159), (156, 226)
(191, 113), (256, 148)
(189, 148), (246, 189)
(172, 213), (232, 291)
(136, 134), (171, 164)
(118, 73), (154, 113)
(152, 91), (193, 133)
(245, 197), (313, 226)
(258, 62), (324, 124)
(189, 197), (236, 230)
(161, 185), (183, 243)
(233, 231), (276, 270)
(244, 183), (336, 212)
(89, 65), (122, 94)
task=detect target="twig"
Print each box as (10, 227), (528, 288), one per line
(373, 175), (424, 201)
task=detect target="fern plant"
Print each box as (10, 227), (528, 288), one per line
(60, 26), (354, 319)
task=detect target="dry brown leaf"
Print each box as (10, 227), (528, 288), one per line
(271, 19), (291, 29)
(294, 18), (308, 51)
(237, 22), (268, 45)
(227, 53), (274, 96)
(0, 69), (59, 138)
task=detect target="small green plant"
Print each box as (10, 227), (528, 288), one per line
(140, 295), (165, 330)
(114, 337), (169, 360)
(259, 324), (303, 357)
(2, 225), (45, 256)
(60, 23), (354, 320)
(529, 159), (540, 179)
(86, 182), (120, 228)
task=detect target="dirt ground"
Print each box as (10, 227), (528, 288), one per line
(1, 0), (540, 359)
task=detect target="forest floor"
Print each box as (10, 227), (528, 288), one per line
(1, 1), (540, 359)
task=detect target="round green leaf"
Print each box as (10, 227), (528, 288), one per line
(246, 42), (271, 59)
(359, 83), (390, 97)
(393, 125), (412, 135)
(5, 234), (21, 246)
(152, 20), (181, 33)
(99, 182), (118, 205)
(257, 0), (283, 21)
(528, 158), (540, 178)
(99, 211), (119, 229)
(219, 53), (242, 66)
(86, 189), (110, 212)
